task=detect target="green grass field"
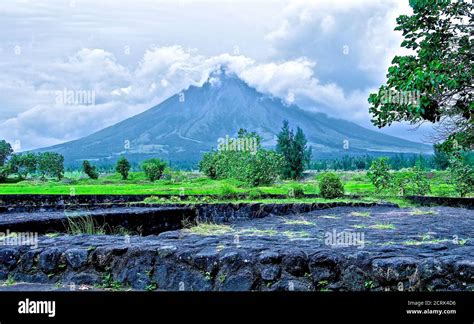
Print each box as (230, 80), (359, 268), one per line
(0, 170), (462, 199)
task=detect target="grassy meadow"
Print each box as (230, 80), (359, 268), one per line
(0, 170), (462, 202)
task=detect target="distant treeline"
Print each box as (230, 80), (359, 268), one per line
(311, 151), (473, 171)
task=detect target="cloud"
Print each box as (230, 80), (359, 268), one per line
(0, 0), (431, 149)
(1, 45), (359, 150)
(265, 0), (412, 88)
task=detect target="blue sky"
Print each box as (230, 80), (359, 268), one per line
(0, 0), (434, 151)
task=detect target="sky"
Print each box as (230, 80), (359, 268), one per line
(0, 0), (435, 151)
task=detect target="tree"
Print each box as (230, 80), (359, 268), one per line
(368, 0), (473, 151)
(116, 156), (131, 180)
(276, 120), (312, 179)
(7, 153), (37, 179)
(37, 152), (64, 180)
(0, 140), (13, 166)
(433, 144), (450, 170)
(82, 160), (99, 179)
(141, 158), (167, 182)
(448, 152), (473, 197)
(367, 157), (392, 193)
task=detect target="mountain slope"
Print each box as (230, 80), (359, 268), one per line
(36, 71), (431, 167)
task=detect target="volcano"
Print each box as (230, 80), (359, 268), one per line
(36, 70), (431, 168)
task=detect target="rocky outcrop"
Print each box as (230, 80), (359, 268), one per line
(0, 206), (472, 291)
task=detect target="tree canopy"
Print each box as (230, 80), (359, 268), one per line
(368, 0), (473, 152)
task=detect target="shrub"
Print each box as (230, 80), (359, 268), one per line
(288, 185), (304, 198)
(82, 160), (99, 179)
(248, 188), (264, 199)
(115, 156), (131, 180)
(448, 153), (474, 197)
(219, 184), (239, 199)
(198, 149), (283, 187)
(367, 157), (392, 193)
(239, 150), (284, 186)
(319, 173), (345, 199)
(399, 166), (431, 196)
(199, 152), (220, 179)
(141, 158), (167, 182)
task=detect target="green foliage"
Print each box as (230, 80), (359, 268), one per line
(398, 166), (431, 196)
(219, 183), (238, 199)
(0, 166), (7, 183)
(432, 144), (450, 170)
(199, 149), (283, 187)
(66, 215), (105, 235)
(318, 173), (345, 199)
(368, 0), (473, 150)
(367, 157), (392, 193)
(240, 150), (284, 186)
(37, 152), (64, 180)
(141, 158), (167, 182)
(288, 185), (304, 198)
(247, 188), (264, 199)
(199, 152), (219, 179)
(0, 140), (13, 167)
(82, 160), (99, 179)
(276, 120), (311, 180)
(447, 153), (473, 197)
(115, 156), (131, 180)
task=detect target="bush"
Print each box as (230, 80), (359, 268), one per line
(199, 152), (220, 179)
(219, 184), (239, 199)
(319, 173), (345, 199)
(367, 157), (392, 193)
(198, 149), (283, 187)
(247, 188), (264, 199)
(239, 150), (284, 186)
(398, 166), (431, 196)
(448, 153), (473, 197)
(115, 156), (131, 180)
(288, 185), (304, 198)
(141, 158), (167, 182)
(82, 160), (99, 179)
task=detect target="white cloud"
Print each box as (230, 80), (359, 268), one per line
(0, 0), (431, 148)
(1, 45), (362, 149)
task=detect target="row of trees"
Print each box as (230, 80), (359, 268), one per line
(199, 122), (311, 186)
(0, 140), (64, 181)
(367, 155), (473, 197)
(311, 145), (470, 171)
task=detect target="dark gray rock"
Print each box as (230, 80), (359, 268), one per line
(0, 248), (20, 270)
(38, 248), (63, 273)
(308, 250), (341, 282)
(282, 250), (308, 277)
(372, 257), (418, 283)
(260, 264), (280, 281)
(65, 249), (88, 270)
(218, 268), (255, 291)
